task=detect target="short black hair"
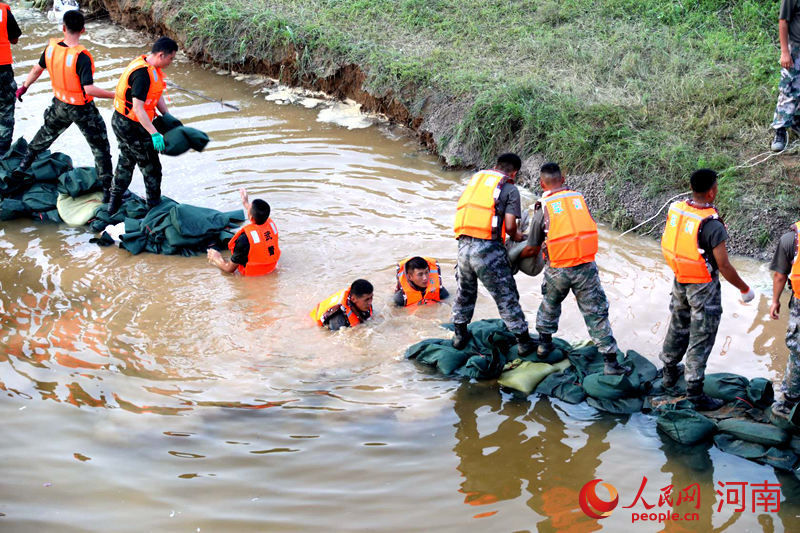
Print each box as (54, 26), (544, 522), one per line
(690, 168), (718, 193)
(152, 37), (179, 55)
(63, 10), (85, 33)
(496, 152), (522, 173)
(250, 199), (270, 225)
(405, 256), (429, 273)
(350, 279), (373, 297)
(540, 162), (562, 179)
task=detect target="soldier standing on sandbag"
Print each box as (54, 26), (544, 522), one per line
(519, 162), (630, 376)
(12, 11), (114, 195)
(450, 152), (537, 356)
(107, 37), (178, 214)
(771, 0), (800, 151)
(768, 222), (800, 422)
(0, 2), (21, 154)
(659, 169), (754, 411)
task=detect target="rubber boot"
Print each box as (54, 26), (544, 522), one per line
(771, 394), (799, 422)
(661, 363), (680, 389)
(536, 333), (554, 358)
(107, 191), (122, 216)
(515, 331), (537, 358)
(146, 193), (161, 211)
(452, 322), (471, 350)
(10, 150), (36, 181)
(603, 352), (632, 376)
(687, 380), (724, 411)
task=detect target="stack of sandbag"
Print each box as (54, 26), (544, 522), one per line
(153, 113), (209, 156)
(56, 167), (105, 226)
(0, 138), (69, 222)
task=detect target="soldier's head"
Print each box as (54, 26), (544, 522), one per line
(690, 168), (718, 203)
(149, 37), (179, 68)
(250, 199), (270, 225)
(62, 10), (85, 35)
(495, 153), (522, 181)
(539, 162), (565, 191)
(349, 279), (374, 313)
(404, 256), (431, 288)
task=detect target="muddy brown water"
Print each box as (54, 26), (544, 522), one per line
(1, 9), (798, 532)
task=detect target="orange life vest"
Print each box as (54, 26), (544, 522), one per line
(660, 200), (719, 283)
(454, 170), (509, 242)
(310, 289), (372, 328)
(44, 39), (94, 105)
(0, 4), (12, 66)
(227, 219), (280, 276)
(789, 222), (800, 298)
(113, 55), (166, 122)
(541, 189), (598, 268)
(396, 257), (442, 306)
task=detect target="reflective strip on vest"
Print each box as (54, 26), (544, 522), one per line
(453, 170), (508, 241)
(660, 201), (718, 284)
(227, 219), (280, 277)
(44, 39), (94, 105)
(0, 4), (13, 65)
(396, 257), (442, 306)
(113, 55), (166, 122)
(542, 190), (598, 268)
(790, 222), (800, 298)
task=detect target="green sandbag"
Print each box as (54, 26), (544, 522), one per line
(405, 338), (470, 375)
(153, 113), (183, 133)
(498, 361), (559, 395)
(57, 167), (102, 198)
(763, 447), (798, 472)
(717, 418), (790, 447)
(714, 433), (767, 459)
(746, 378), (774, 409)
(790, 436), (800, 455)
(656, 409), (717, 445)
(583, 373), (637, 400)
(586, 396), (643, 415)
(457, 350), (505, 380)
(703, 373), (749, 402)
(506, 240), (544, 277)
(29, 152), (72, 182)
(535, 367), (587, 404)
(56, 191), (104, 226)
(163, 126), (210, 156)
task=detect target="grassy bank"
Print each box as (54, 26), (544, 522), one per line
(114, 0), (796, 254)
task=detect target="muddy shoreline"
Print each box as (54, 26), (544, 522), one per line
(63, 0), (777, 258)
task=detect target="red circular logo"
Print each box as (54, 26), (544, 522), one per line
(578, 479), (619, 519)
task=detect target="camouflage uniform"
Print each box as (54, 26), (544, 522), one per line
(0, 69), (17, 155)
(773, 43), (800, 130)
(535, 261), (618, 354)
(780, 295), (800, 401)
(659, 276), (723, 383)
(451, 236), (528, 335)
(26, 98), (113, 190)
(110, 111), (162, 207)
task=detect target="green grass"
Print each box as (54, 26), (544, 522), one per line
(155, 0), (798, 253)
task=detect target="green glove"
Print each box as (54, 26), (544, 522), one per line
(151, 132), (166, 152)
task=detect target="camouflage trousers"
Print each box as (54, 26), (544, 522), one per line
(452, 236), (529, 335)
(772, 43), (800, 130)
(659, 276), (722, 383)
(536, 261), (618, 354)
(110, 111), (162, 206)
(28, 98), (113, 190)
(779, 295), (800, 402)
(0, 69), (17, 155)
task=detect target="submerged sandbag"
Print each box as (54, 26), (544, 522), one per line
(535, 366), (586, 404)
(704, 373), (749, 402)
(714, 433), (768, 459)
(657, 409), (717, 445)
(583, 373), (637, 400)
(587, 396), (643, 415)
(57, 192), (104, 226)
(499, 360), (559, 395)
(406, 338), (471, 376)
(717, 419), (790, 447)
(763, 447), (798, 472)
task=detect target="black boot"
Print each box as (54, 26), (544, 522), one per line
(107, 191), (122, 216)
(515, 331), (537, 358)
(146, 193), (161, 211)
(11, 150), (36, 181)
(687, 380), (724, 411)
(452, 322), (471, 350)
(771, 394), (799, 421)
(536, 333), (553, 358)
(603, 352), (632, 376)
(661, 364), (680, 389)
